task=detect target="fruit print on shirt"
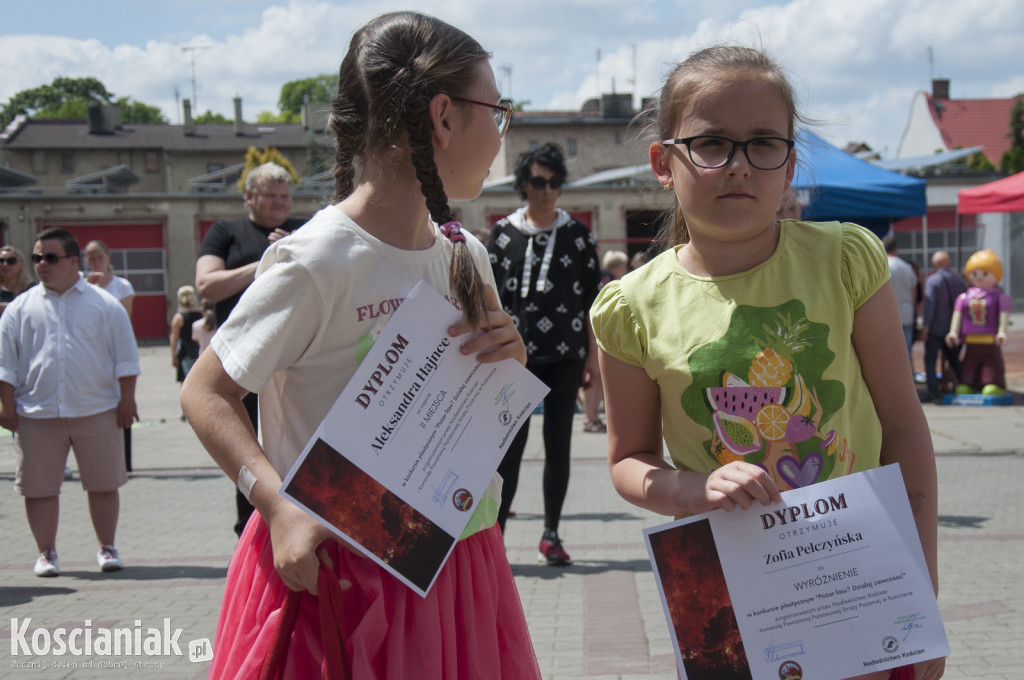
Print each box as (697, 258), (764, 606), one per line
(680, 300), (854, 491)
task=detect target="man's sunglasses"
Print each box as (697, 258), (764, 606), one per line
(527, 176), (563, 191)
(0, 257), (18, 266)
(31, 253), (71, 265)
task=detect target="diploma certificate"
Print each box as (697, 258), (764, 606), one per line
(280, 280), (548, 596)
(645, 464), (949, 680)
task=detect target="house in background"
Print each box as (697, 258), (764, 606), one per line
(897, 78), (1020, 166)
(1, 93), (665, 340)
(889, 79), (1023, 304)
(0, 99), (332, 339)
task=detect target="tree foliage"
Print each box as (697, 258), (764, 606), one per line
(277, 74), (336, 117)
(0, 76), (166, 128)
(193, 110), (232, 124)
(1000, 97), (1024, 174)
(238, 146), (299, 190)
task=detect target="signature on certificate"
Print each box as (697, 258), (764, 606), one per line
(895, 613), (925, 641)
(763, 638), (805, 663)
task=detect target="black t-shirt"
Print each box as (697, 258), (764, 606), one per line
(198, 215), (306, 325)
(488, 216), (600, 364)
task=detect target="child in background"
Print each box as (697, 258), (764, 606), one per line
(590, 45), (943, 680)
(191, 298), (216, 356)
(180, 11), (538, 679)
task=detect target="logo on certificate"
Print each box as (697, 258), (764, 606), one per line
(452, 488), (474, 511)
(778, 660), (802, 679)
(882, 636), (899, 653)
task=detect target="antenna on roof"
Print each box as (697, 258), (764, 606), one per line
(181, 44), (211, 113)
(926, 45), (934, 83)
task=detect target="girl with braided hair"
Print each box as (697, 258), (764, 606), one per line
(181, 11), (538, 679)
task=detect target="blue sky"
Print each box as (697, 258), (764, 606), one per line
(3, 0), (1023, 158)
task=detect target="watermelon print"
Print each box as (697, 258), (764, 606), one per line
(680, 300), (850, 491)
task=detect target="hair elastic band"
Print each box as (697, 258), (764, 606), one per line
(440, 221), (467, 245)
(237, 466), (258, 501)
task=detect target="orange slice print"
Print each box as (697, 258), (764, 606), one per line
(755, 403), (790, 441)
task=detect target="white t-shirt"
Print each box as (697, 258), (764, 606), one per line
(101, 275), (135, 301)
(213, 205), (497, 477)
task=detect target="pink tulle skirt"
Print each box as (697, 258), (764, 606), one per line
(209, 514), (540, 680)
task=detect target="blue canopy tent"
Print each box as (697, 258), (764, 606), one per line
(792, 131), (927, 236)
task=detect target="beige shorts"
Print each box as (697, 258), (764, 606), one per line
(14, 409), (127, 497)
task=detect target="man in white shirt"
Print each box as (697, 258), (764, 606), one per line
(0, 228), (140, 577)
(883, 235), (919, 366)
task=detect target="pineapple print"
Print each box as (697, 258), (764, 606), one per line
(748, 313), (812, 387)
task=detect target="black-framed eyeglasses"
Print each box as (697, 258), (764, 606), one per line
(31, 253), (70, 265)
(447, 95), (513, 137)
(0, 257), (18, 266)
(661, 135), (795, 170)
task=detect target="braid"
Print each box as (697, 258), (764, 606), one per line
(404, 96), (487, 329)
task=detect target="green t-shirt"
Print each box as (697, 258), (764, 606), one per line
(591, 221), (889, 491)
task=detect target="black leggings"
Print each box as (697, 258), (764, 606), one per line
(497, 360), (584, 533)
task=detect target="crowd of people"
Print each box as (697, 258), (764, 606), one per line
(12, 11), (1016, 678)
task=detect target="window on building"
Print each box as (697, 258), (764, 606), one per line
(105, 249), (166, 294)
(567, 139), (578, 157)
(206, 162), (224, 174)
(117, 151), (132, 169)
(31, 151), (48, 174)
(895, 228), (978, 271)
(528, 140), (539, 151)
(60, 153), (74, 174)
(144, 151), (160, 173)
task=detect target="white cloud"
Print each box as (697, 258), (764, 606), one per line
(2, 0), (1021, 155)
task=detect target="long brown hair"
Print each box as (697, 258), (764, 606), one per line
(646, 45), (805, 247)
(328, 11), (489, 327)
(0, 245), (33, 295)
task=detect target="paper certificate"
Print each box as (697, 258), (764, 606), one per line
(645, 464), (949, 680)
(279, 280), (548, 597)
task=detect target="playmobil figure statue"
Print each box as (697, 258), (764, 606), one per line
(946, 249), (1011, 395)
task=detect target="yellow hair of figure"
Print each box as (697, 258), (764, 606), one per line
(965, 249), (1002, 283)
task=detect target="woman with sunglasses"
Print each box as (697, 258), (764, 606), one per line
(0, 246), (34, 317)
(487, 142), (601, 566)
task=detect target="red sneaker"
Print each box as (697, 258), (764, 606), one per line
(538, 530), (572, 566)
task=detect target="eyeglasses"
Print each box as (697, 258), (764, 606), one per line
(0, 257), (18, 266)
(661, 135), (795, 171)
(527, 176), (563, 191)
(31, 253), (70, 265)
(447, 95), (513, 137)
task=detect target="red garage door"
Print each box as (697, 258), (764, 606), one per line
(47, 223), (167, 340)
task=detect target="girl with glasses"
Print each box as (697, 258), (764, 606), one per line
(0, 245), (33, 316)
(590, 46), (943, 680)
(181, 11), (538, 679)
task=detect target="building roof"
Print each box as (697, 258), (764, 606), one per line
(926, 92), (1021, 164)
(2, 118), (332, 152)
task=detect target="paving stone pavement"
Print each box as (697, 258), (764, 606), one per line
(0, 344), (1021, 679)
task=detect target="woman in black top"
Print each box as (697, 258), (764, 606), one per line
(0, 245), (33, 316)
(487, 143), (600, 565)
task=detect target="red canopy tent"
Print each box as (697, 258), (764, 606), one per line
(958, 171), (1024, 214)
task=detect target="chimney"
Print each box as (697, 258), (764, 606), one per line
(183, 99), (195, 136)
(932, 78), (950, 100)
(87, 101), (121, 135)
(233, 97), (243, 136)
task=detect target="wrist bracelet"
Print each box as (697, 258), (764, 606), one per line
(237, 466), (258, 501)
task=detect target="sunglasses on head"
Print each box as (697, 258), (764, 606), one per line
(31, 253), (69, 265)
(527, 176), (563, 191)
(0, 257), (18, 266)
